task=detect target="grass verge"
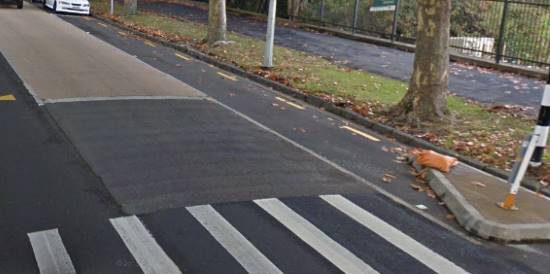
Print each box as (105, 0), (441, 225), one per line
(90, 0), (547, 177)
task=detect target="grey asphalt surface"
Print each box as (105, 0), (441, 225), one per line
(46, 99), (367, 214)
(141, 1), (547, 111)
(0, 4), (203, 100)
(0, 52), (141, 273)
(58, 12), (550, 273)
(1, 3), (550, 273)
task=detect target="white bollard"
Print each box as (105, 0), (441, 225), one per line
(110, 0), (114, 15)
(263, 0), (277, 68)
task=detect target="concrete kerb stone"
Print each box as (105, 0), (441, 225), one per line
(412, 160), (550, 242)
(90, 14), (549, 198)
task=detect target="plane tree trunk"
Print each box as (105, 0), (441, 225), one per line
(390, 0), (452, 125)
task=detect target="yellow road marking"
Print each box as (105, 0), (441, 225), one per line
(217, 72), (237, 81)
(275, 96), (305, 110)
(144, 41), (157, 48)
(97, 22), (108, 28)
(175, 53), (191, 61)
(0, 94), (16, 101)
(340, 125), (380, 142)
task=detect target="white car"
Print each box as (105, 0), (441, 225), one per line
(43, 0), (90, 15)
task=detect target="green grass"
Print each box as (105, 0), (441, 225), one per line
(90, 2), (540, 169)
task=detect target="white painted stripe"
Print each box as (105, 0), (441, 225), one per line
(321, 195), (469, 274)
(43, 96), (208, 104)
(254, 198), (378, 274)
(187, 205), (282, 274)
(534, 125), (549, 147)
(110, 216), (181, 274)
(209, 97), (479, 245)
(28, 229), (76, 274)
(541, 85), (550, 106)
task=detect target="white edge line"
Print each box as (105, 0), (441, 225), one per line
(187, 205), (283, 274)
(43, 96), (209, 104)
(208, 97), (482, 245)
(253, 198), (378, 274)
(27, 228), (76, 274)
(321, 195), (469, 274)
(110, 215), (181, 274)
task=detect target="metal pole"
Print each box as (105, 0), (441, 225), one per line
(320, 0), (325, 22)
(499, 134), (540, 210)
(530, 68), (550, 166)
(263, 0), (277, 68)
(495, 0), (510, 64)
(110, 0), (114, 15)
(352, 0), (359, 34)
(391, 0), (400, 42)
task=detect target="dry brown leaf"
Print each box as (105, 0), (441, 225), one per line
(470, 181), (487, 188)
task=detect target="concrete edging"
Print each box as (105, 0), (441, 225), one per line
(412, 162), (550, 242)
(90, 13), (549, 198)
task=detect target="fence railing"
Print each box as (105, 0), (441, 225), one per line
(227, 0), (549, 69)
(291, 0), (549, 69)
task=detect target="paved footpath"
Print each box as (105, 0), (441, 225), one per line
(1, 4), (550, 273)
(142, 1), (547, 111)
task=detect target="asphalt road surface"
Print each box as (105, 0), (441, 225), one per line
(1, 3), (549, 274)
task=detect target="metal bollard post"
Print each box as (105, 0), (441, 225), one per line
(352, 0), (359, 34)
(391, 0), (400, 42)
(263, 0), (277, 68)
(110, 0), (114, 15)
(530, 68), (550, 167)
(495, 0), (510, 64)
(499, 134), (540, 210)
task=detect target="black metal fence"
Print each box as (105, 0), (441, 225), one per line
(294, 0), (550, 68)
(230, 0), (550, 69)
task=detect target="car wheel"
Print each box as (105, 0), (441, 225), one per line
(42, 0), (46, 8)
(17, 0), (23, 8)
(52, 0), (57, 12)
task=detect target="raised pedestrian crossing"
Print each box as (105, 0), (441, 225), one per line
(25, 195), (470, 274)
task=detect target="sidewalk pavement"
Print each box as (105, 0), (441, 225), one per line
(414, 160), (550, 242)
(142, 1), (546, 112)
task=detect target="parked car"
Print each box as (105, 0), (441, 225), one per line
(43, 0), (90, 15)
(1, 0), (23, 9)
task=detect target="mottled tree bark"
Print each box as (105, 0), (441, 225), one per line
(207, 0), (228, 45)
(391, 0), (451, 125)
(123, 0), (137, 16)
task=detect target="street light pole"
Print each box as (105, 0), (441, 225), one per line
(263, 0), (277, 68)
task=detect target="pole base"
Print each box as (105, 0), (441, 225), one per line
(497, 193), (519, 211)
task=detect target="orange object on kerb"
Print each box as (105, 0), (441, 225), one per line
(413, 149), (459, 173)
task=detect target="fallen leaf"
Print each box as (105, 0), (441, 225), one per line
(470, 181), (487, 188)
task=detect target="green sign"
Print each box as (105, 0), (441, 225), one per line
(370, 0), (397, 12)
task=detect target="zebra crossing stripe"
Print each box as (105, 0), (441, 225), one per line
(254, 198), (379, 274)
(27, 228), (76, 274)
(321, 195), (469, 274)
(110, 216), (181, 274)
(187, 205), (283, 274)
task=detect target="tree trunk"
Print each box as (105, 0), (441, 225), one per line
(287, 0), (300, 20)
(391, 0), (451, 125)
(123, 0), (137, 16)
(208, 0), (228, 45)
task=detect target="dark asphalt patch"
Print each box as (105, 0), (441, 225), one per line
(0, 52), (140, 273)
(46, 99), (368, 215)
